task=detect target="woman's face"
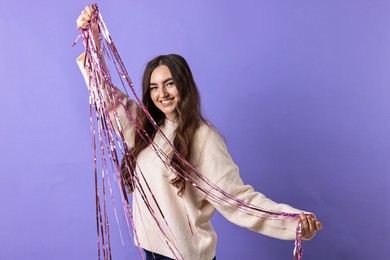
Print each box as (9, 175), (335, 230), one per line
(149, 65), (180, 121)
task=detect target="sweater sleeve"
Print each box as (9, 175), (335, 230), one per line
(76, 53), (137, 145)
(193, 125), (308, 240)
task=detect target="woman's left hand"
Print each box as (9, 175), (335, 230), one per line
(300, 212), (322, 239)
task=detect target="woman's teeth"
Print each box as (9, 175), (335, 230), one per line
(161, 98), (174, 104)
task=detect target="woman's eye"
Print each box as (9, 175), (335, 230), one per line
(150, 86), (158, 91)
(166, 81), (175, 87)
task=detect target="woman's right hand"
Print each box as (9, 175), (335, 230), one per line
(76, 5), (94, 30)
(76, 5), (100, 44)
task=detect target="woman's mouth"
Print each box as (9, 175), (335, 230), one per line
(160, 98), (174, 105)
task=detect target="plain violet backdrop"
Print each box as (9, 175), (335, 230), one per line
(0, 0), (389, 259)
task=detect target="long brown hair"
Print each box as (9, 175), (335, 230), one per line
(122, 54), (205, 196)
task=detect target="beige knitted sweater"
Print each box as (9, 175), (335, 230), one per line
(77, 54), (306, 260)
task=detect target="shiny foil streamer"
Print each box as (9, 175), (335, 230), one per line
(74, 4), (305, 259)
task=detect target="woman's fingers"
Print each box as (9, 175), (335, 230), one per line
(76, 14), (88, 29)
(76, 6), (94, 29)
(308, 215), (316, 232)
(300, 212), (308, 235)
(85, 5), (92, 16)
(81, 9), (91, 20)
(76, 16), (85, 29)
(300, 212), (323, 239)
(316, 221), (323, 230)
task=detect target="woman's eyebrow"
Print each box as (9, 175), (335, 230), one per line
(163, 78), (173, 84)
(149, 77), (173, 86)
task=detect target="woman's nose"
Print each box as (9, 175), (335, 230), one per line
(160, 87), (168, 97)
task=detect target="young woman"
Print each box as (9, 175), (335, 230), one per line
(76, 6), (322, 260)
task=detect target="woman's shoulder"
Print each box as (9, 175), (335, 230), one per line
(191, 120), (231, 169)
(194, 121), (226, 150)
(196, 121), (218, 138)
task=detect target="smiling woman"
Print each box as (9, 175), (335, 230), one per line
(149, 65), (180, 121)
(76, 4), (322, 260)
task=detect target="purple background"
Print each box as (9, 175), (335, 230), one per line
(1, 0), (389, 259)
